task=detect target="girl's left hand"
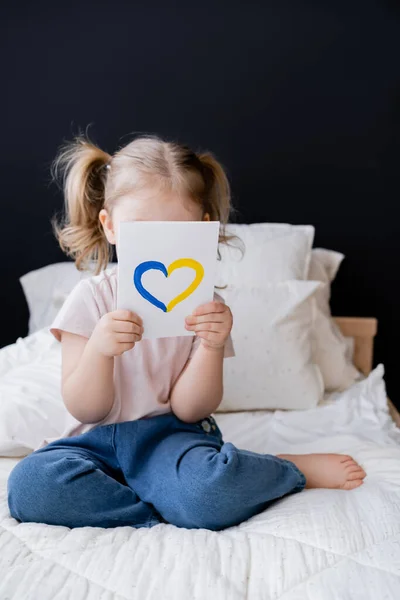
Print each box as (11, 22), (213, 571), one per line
(185, 301), (233, 350)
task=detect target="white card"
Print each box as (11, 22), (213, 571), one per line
(117, 221), (220, 339)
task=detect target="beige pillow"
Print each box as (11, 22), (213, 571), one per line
(217, 281), (324, 411)
(308, 249), (361, 392)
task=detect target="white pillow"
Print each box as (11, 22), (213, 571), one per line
(0, 328), (67, 457)
(217, 281), (324, 411)
(217, 223), (314, 286)
(309, 249), (361, 391)
(20, 262), (115, 335)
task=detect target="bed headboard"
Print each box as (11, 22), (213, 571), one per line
(334, 317), (377, 376)
(336, 317), (400, 427)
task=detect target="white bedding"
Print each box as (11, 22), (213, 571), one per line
(1, 365), (400, 599)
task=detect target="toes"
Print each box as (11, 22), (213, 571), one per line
(344, 461), (358, 469)
(345, 465), (366, 476)
(341, 479), (364, 490)
(347, 470), (366, 481)
(340, 455), (354, 463)
(344, 459), (365, 471)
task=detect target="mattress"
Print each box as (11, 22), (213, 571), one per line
(1, 365), (400, 600)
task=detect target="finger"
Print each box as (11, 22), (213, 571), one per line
(116, 332), (142, 343)
(195, 331), (224, 343)
(185, 313), (225, 325)
(112, 310), (143, 326)
(113, 321), (143, 335)
(192, 301), (227, 316)
(117, 341), (137, 354)
(185, 322), (224, 333)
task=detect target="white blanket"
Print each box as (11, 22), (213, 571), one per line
(1, 365), (400, 599)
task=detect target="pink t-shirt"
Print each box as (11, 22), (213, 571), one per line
(36, 265), (234, 450)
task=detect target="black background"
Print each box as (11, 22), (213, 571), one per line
(2, 1), (400, 405)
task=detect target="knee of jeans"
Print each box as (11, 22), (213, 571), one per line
(7, 456), (38, 521)
(170, 446), (241, 529)
(174, 479), (237, 531)
(7, 453), (80, 523)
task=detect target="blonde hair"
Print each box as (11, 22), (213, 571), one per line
(51, 131), (236, 275)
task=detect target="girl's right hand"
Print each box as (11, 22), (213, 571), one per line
(90, 310), (144, 357)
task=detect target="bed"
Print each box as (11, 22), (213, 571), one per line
(1, 316), (400, 600)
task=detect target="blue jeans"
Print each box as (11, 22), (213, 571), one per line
(7, 413), (306, 531)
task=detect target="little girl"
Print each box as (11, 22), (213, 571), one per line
(7, 133), (366, 531)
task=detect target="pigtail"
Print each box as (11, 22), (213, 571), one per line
(197, 151), (240, 255)
(50, 134), (112, 274)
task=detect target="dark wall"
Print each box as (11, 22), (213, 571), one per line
(2, 1), (400, 404)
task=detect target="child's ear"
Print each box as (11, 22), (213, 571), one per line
(99, 209), (116, 244)
(203, 212), (210, 221)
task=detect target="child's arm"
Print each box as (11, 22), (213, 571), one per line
(61, 310), (143, 424)
(169, 301), (233, 422)
(61, 332), (115, 424)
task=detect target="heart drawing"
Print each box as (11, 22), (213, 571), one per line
(133, 258), (204, 312)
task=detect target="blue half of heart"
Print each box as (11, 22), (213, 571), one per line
(133, 260), (169, 312)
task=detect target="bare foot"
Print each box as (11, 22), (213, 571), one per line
(277, 453), (366, 490)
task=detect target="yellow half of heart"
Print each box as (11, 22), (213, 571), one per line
(166, 258), (205, 312)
